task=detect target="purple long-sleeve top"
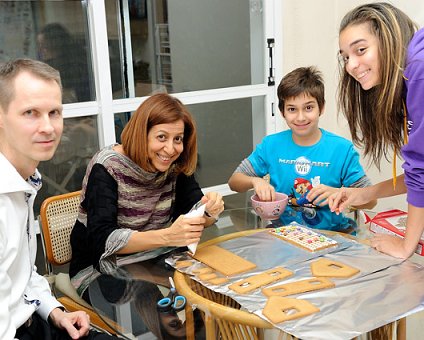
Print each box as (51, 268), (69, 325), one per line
(402, 27), (424, 207)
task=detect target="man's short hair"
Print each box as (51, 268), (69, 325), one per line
(0, 58), (62, 112)
(277, 66), (325, 113)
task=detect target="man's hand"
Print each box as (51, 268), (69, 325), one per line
(49, 308), (90, 339)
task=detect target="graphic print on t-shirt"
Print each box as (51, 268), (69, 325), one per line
(287, 176), (322, 226)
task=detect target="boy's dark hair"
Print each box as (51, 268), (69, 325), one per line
(277, 66), (325, 113)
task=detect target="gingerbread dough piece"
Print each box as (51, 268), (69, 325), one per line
(208, 277), (229, 285)
(192, 245), (256, 276)
(198, 272), (218, 281)
(262, 277), (334, 297)
(262, 296), (319, 324)
(175, 260), (194, 269)
(192, 267), (214, 275)
(311, 258), (359, 278)
(229, 267), (293, 294)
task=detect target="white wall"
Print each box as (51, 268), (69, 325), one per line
(279, 0), (424, 213)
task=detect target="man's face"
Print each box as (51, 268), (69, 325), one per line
(0, 71), (63, 178)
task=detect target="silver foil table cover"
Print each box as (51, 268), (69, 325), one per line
(167, 229), (424, 340)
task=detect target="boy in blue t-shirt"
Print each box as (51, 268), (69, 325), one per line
(228, 66), (376, 232)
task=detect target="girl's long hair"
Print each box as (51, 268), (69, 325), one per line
(337, 2), (417, 168)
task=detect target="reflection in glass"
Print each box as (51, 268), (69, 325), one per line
(0, 1), (94, 103)
(114, 112), (132, 143)
(37, 22), (94, 103)
(107, 0), (265, 98)
(89, 256), (205, 339)
(35, 116), (99, 213)
(188, 97), (265, 188)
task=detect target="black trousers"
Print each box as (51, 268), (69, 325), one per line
(15, 313), (119, 340)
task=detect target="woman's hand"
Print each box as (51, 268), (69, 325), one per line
(201, 191), (225, 220)
(164, 215), (206, 247)
(252, 178), (275, 201)
(306, 184), (339, 206)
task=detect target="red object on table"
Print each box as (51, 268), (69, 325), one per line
(368, 209), (424, 256)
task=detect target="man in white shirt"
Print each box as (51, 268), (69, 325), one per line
(0, 59), (117, 340)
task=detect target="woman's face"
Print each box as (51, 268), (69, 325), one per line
(339, 22), (381, 90)
(147, 120), (184, 172)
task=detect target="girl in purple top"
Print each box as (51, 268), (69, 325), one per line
(315, 3), (424, 258)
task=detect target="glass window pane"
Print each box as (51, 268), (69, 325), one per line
(188, 97), (266, 188)
(0, 1), (95, 103)
(114, 112), (132, 142)
(34, 116), (99, 213)
(107, 0), (265, 98)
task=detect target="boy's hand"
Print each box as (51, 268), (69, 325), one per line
(252, 178), (275, 201)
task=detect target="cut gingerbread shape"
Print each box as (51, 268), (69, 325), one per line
(192, 245), (257, 276)
(229, 267), (293, 294)
(175, 260), (194, 269)
(198, 272), (218, 281)
(262, 277), (335, 297)
(262, 296), (319, 324)
(311, 258), (359, 278)
(192, 267), (214, 275)
(208, 277), (229, 285)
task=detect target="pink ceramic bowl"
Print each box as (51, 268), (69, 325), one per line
(251, 192), (289, 220)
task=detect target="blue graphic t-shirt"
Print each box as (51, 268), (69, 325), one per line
(248, 129), (365, 231)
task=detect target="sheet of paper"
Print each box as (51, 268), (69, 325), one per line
(185, 203), (206, 254)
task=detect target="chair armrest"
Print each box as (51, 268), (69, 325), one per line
(54, 273), (92, 310)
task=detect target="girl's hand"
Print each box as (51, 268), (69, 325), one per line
(371, 234), (410, 259)
(328, 187), (369, 214)
(307, 184), (339, 206)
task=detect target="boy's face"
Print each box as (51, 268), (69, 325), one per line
(0, 71), (63, 178)
(282, 93), (323, 146)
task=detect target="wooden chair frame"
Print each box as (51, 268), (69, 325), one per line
(39, 190), (120, 335)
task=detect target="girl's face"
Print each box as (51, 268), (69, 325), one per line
(147, 120), (184, 172)
(339, 22), (381, 90)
